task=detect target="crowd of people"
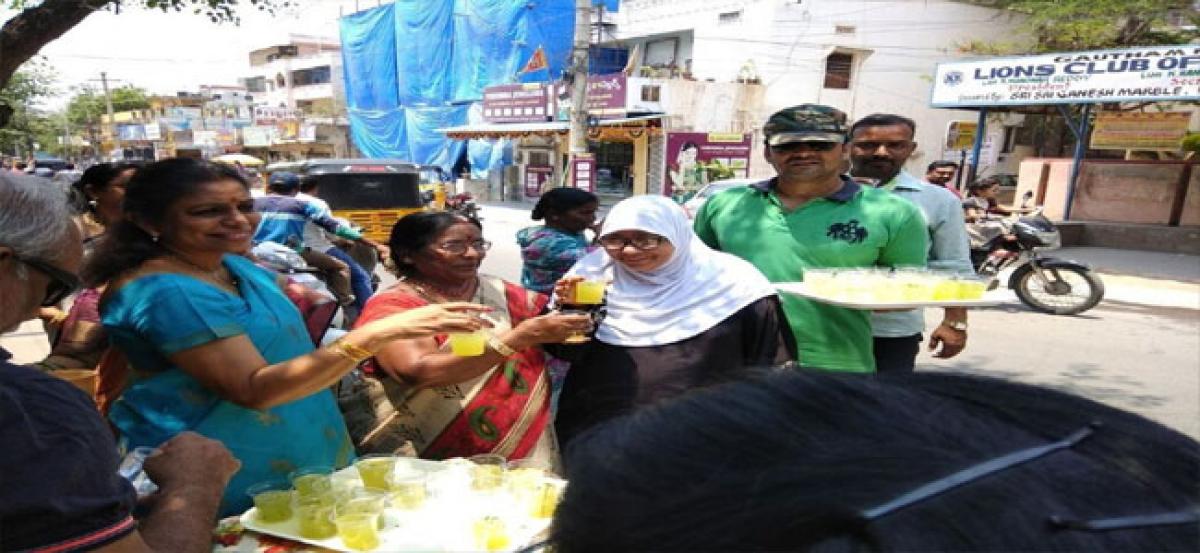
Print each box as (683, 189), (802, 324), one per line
(1, 103), (1196, 552)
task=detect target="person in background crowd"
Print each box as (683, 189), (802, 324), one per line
(926, 160), (962, 198)
(849, 114), (973, 373)
(297, 175), (378, 314)
(550, 195), (795, 446)
(517, 187), (600, 294)
(84, 158), (489, 515)
(962, 176), (1019, 249)
(551, 370), (1200, 552)
(346, 212), (590, 462)
(0, 170), (242, 552)
(694, 104), (928, 373)
(36, 163), (141, 372)
(254, 171), (386, 310)
(14, 161), (27, 173)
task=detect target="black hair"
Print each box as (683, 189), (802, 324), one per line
(71, 162), (141, 214)
(552, 370), (1199, 552)
(531, 187), (599, 221)
(849, 113), (917, 139)
(82, 158), (248, 287)
(680, 141), (700, 152)
(387, 211), (482, 276)
(968, 176), (1003, 193)
(927, 160), (959, 173)
(299, 174), (318, 193)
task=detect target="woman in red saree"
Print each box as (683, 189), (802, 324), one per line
(347, 212), (590, 463)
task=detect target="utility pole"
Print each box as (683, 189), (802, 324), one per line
(96, 72), (122, 157)
(566, 0), (591, 188)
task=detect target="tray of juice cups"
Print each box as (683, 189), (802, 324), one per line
(239, 454), (566, 552)
(776, 268), (1002, 309)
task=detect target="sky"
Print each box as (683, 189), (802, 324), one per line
(1, 0), (353, 109)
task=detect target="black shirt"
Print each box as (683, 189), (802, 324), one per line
(0, 347), (137, 552)
(551, 296), (796, 446)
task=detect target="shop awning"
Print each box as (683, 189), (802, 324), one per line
(439, 114), (664, 139)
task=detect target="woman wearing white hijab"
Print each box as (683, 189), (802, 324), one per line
(549, 195), (796, 446)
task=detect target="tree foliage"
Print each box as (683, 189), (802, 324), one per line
(65, 86), (150, 128)
(963, 0), (1200, 53)
(0, 57), (57, 156)
(0, 0), (287, 127)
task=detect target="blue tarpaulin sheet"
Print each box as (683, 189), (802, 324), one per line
(340, 0), (574, 170)
(593, 0), (619, 11)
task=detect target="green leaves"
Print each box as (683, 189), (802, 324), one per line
(963, 0), (1199, 53)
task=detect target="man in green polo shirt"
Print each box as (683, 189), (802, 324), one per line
(694, 104), (928, 372)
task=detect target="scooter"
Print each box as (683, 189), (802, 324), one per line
(445, 192), (481, 221)
(972, 192), (1105, 315)
(251, 241), (349, 342)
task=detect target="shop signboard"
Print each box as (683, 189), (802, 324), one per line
(570, 154), (596, 192)
(118, 124), (146, 141)
(276, 120), (300, 142)
(940, 120), (999, 166)
(299, 124), (317, 143)
(552, 73), (630, 121)
(932, 45), (1200, 107)
(524, 165), (554, 197)
(483, 83), (552, 123)
(143, 124), (162, 141)
(254, 106), (303, 125)
(1090, 111), (1192, 150)
(193, 130), (219, 147)
(663, 132), (752, 197)
(242, 126), (275, 147)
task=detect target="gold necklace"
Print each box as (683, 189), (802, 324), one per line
(169, 253), (239, 289)
(403, 276), (477, 303)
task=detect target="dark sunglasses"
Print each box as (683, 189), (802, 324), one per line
(770, 141), (839, 153)
(17, 255), (81, 306)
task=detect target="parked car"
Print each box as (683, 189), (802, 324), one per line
(681, 178), (758, 219)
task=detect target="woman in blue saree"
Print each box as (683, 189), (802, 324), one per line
(85, 159), (488, 516)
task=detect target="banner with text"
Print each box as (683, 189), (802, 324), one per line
(1090, 111), (1192, 150)
(931, 45), (1200, 107)
(664, 132), (752, 197)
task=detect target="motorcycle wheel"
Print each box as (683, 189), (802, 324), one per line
(1012, 264), (1105, 315)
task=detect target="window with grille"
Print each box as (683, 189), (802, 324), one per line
(641, 85), (661, 102)
(718, 10), (742, 24)
(824, 53), (853, 89)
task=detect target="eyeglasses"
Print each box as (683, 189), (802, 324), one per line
(598, 235), (666, 252)
(434, 240), (492, 255)
(17, 255), (81, 306)
(770, 141), (839, 153)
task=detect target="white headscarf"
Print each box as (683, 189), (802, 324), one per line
(567, 195), (777, 347)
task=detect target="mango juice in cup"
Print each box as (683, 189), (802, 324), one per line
(469, 453), (506, 491)
(290, 467), (333, 502)
(528, 480), (566, 519)
(472, 516), (511, 552)
(957, 278), (988, 300)
(335, 512), (380, 551)
(932, 278), (960, 300)
(387, 473), (428, 510)
(448, 331), (488, 356)
(247, 482), (293, 523)
(296, 498), (337, 539)
(573, 279), (606, 304)
(355, 455), (396, 490)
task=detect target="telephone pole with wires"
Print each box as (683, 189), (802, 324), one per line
(566, 0), (591, 188)
(89, 72), (123, 157)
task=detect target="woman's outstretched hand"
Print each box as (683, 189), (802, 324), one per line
(368, 302), (493, 341)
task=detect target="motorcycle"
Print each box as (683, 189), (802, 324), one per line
(445, 191), (481, 221)
(251, 241), (349, 342)
(972, 192), (1105, 315)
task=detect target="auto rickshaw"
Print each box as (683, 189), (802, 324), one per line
(418, 164), (450, 209)
(296, 159), (425, 242)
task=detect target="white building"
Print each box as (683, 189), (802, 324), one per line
(240, 34), (344, 116)
(604, 0), (1028, 176)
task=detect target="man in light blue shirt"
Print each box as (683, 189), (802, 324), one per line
(849, 114), (974, 373)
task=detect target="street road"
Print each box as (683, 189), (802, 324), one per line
(4, 203), (1197, 439)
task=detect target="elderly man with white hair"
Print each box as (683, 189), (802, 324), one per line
(0, 172), (240, 552)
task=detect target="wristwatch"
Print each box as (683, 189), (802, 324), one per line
(943, 320), (968, 332)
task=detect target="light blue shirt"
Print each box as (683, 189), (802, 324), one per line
(873, 170), (974, 337)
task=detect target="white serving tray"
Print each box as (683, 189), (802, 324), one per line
(239, 461), (556, 552)
(775, 282), (1005, 309)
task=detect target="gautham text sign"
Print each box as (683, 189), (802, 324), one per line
(932, 45), (1200, 107)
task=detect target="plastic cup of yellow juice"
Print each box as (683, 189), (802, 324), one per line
(247, 481), (293, 523)
(296, 497), (337, 539)
(336, 490), (388, 531)
(472, 516), (511, 552)
(957, 278), (988, 300)
(335, 512), (380, 551)
(387, 473), (427, 510)
(469, 453), (507, 491)
(573, 279), (606, 304)
(354, 455), (396, 490)
(932, 277), (960, 300)
(290, 467), (333, 502)
(448, 331), (488, 356)
(528, 480), (566, 519)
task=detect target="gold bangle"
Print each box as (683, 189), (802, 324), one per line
(487, 335), (517, 357)
(327, 338), (374, 363)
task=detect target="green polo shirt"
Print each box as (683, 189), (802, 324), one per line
(694, 177), (929, 372)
